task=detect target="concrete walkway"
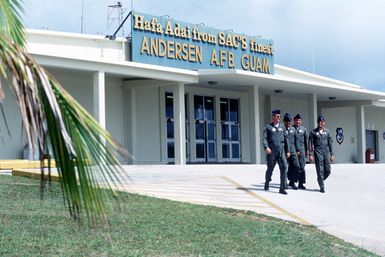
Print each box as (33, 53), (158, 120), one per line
(116, 164), (385, 256)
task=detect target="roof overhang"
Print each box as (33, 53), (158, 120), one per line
(32, 54), (199, 84)
(197, 68), (385, 102)
(33, 52), (385, 102)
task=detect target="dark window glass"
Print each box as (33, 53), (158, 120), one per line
(196, 143), (205, 158)
(185, 94), (189, 119)
(229, 99), (239, 122)
(186, 142), (189, 158)
(205, 97), (214, 120)
(185, 122), (189, 140)
(232, 144), (240, 158)
(195, 122), (204, 140)
(207, 123), (215, 140)
(222, 124), (229, 140)
(167, 120), (174, 139)
(222, 144), (230, 158)
(231, 125), (239, 141)
(165, 92), (173, 118)
(167, 142), (174, 158)
(220, 98), (229, 121)
(208, 143), (215, 158)
(194, 95), (204, 120)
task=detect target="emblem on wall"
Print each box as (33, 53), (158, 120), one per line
(336, 127), (344, 145)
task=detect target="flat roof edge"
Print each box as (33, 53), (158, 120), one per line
(32, 53), (199, 83)
(26, 28), (126, 42)
(274, 64), (363, 89)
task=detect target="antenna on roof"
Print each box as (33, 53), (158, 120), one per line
(107, 1), (127, 37)
(311, 50), (316, 74)
(81, 0), (84, 33)
(106, 2), (132, 40)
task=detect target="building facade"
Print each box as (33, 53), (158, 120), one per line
(1, 13), (385, 164)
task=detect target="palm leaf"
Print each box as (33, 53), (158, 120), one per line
(0, 0), (25, 47)
(0, 0), (128, 223)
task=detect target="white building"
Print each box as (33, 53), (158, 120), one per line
(2, 13), (385, 165)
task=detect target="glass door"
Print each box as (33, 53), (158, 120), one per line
(220, 98), (240, 162)
(194, 95), (216, 162)
(165, 92), (174, 161)
(165, 92), (189, 163)
(365, 130), (378, 161)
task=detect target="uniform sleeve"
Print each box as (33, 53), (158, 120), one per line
(262, 126), (268, 149)
(328, 131), (334, 155)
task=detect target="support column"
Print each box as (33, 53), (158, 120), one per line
(93, 71), (106, 129)
(264, 95), (272, 125)
(173, 83), (186, 165)
(308, 93), (317, 129)
(356, 105), (366, 163)
(249, 86), (261, 164)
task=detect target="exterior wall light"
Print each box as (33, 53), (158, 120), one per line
(274, 89), (283, 94)
(329, 96), (336, 100)
(208, 81), (218, 85)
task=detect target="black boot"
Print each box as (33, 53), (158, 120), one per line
(279, 188), (288, 195)
(320, 187), (325, 193)
(289, 181), (298, 190)
(264, 182), (269, 191)
(298, 183), (306, 190)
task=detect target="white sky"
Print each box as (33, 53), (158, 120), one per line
(22, 0), (385, 91)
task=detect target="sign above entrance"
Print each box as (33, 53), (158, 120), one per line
(131, 12), (274, 74)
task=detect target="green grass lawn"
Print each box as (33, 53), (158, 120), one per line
(0, 174), (378, 257)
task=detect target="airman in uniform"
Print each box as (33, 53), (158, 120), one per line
(283, 113), (300, 190)
(309, 115), (334, 193)
(263, 109), (290, 195)
(293, 113), (308, 190)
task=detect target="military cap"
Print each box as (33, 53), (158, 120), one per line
(272, 109), (281, 115)
(294, 113), (302, 120)
(283, 113), (291, 122)
(317, 115), (326, 123)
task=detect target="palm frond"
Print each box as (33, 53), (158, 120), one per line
(0, 33), (127, 223)
(0, 0), (25, 47)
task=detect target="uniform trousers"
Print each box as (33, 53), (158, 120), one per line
(265, 150), (288, 189)
(314, 154), (331, 189)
